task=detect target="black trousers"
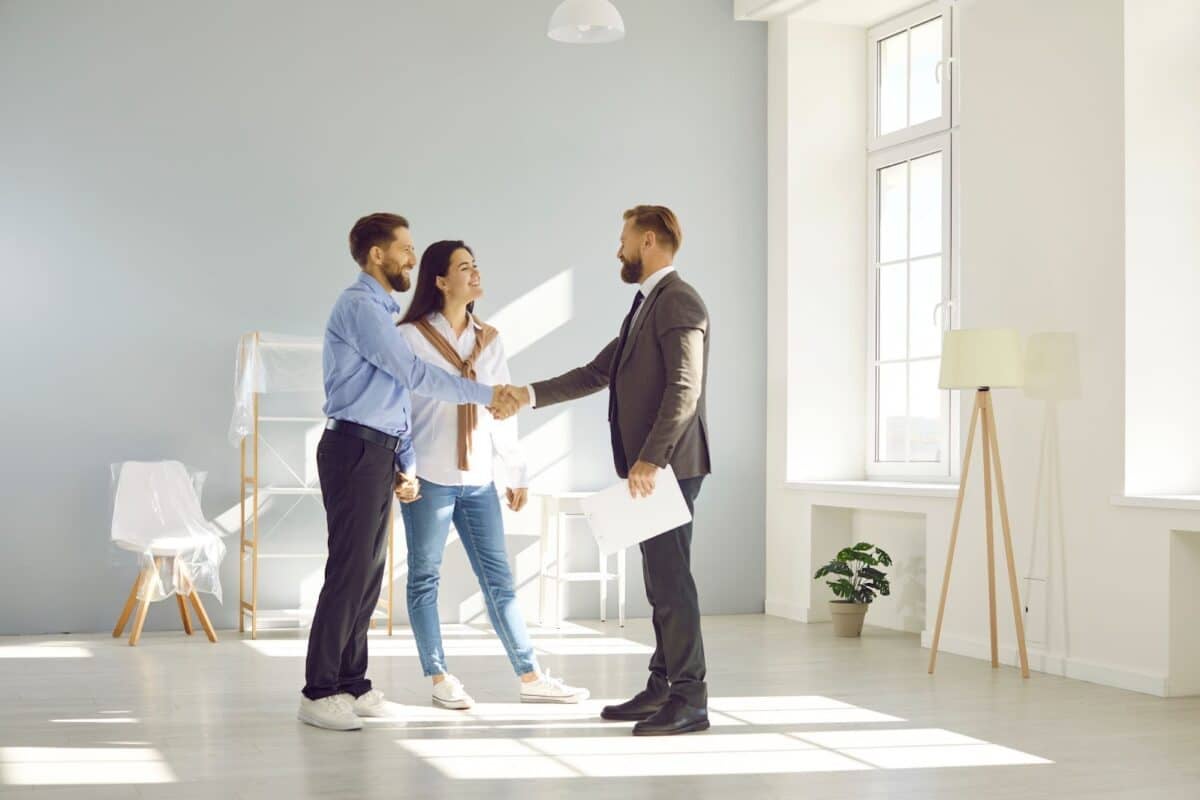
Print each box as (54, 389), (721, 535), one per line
(302, 428), (394, 700)
(641, 475), (707, 708)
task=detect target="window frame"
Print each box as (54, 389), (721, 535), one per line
(867, 1), (955, 153)
(863, 1), (960, 481)
(865, 132), (956, 480)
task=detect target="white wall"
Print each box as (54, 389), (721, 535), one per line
(949, 0), (1142, 684)
(784, 20), (867, 483)
(763, 0), (1200, 695)
(805, 505), (926, 632)
(1169, 531), (1200, 695)
(764, 17), (866, 621)
(1124, 0), (1200, 496)
(0, 0), (767, 635)
(851, 510), (925, 632)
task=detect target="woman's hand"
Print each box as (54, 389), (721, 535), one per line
(506, 487), (528, 512)
(395, 473), (422, 504)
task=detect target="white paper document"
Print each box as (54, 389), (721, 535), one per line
(579, 465), (693, 555)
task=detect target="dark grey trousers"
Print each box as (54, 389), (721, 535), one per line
(302, 428), (393, 700)
(641, 475), (708, 708)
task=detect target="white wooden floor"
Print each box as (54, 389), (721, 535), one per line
(1, 614), (1197, 799)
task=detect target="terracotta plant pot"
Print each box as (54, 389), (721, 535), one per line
(829, 601), (869, 637)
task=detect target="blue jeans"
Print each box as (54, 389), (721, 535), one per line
(400, 481), (538, 677)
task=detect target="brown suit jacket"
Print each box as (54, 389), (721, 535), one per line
(531, 270), (712, 480)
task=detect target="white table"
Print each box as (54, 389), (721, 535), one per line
(536, 491), (627, 628)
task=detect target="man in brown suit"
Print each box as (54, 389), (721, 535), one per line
(505, 205), (712, 736)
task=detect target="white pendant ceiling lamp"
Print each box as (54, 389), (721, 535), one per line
(548, 0), (625, 44)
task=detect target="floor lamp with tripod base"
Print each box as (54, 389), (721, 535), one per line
(928, 328), (1031, 678)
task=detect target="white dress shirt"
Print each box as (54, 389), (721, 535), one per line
(398, 313), (529, 488)
(632, 265), (675, 326)
(527, 265), (676, 409)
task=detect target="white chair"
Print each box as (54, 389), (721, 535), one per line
(536, 491), (627, 628)
(110, 461), (225, 645)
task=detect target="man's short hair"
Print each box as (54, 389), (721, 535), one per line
(349, 213), (409, 266)
(623, 205), (682, 253)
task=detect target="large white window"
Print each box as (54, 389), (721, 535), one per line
(866, 2), (957, 479)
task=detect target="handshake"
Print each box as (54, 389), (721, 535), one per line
(487, 385), (531, 421)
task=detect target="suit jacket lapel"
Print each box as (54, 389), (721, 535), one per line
(617, 271), (678, 374)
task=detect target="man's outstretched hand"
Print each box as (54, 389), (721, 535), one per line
(488, 385), (530, 420)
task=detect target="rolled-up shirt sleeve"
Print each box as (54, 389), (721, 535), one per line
(336, 297), (493, 406)
(395, 428), (416, 475)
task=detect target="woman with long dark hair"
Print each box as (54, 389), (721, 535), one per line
(396, 240), (588, 708)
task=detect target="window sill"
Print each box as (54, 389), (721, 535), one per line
(1111, 494), (1200, 513)
(787, 480), (958, 500)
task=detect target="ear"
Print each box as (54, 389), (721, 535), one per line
(436, 275), (448, 292)
(368, 244), (383, 266)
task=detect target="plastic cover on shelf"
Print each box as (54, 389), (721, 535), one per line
(110, 461), (229, 603)
(228, 331), (324, 446)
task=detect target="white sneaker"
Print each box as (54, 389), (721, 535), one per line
(298, 693), (362, 731)
(432, 675), (475, 710)
(520, 670), (590, 704)
(352, 689), (389, 718)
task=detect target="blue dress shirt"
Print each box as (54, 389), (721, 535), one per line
(322, 272), (493, 473)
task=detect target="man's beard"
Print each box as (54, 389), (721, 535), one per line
(387, 271), (411, 293)
(619, 257), (642, 284)
(382, 257), (411, 292)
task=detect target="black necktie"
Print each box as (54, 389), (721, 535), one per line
(608, 291), (645, 422)
(615, 291), (645, 367)
(630, 289), (646, 316)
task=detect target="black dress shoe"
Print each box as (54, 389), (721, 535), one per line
(632, 696), (709, 736)
(600, 690), (668, 721)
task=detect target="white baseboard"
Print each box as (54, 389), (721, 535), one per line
(765, 600), (809, 622)
(1167, 675), (1200, 697)
(920, 631), (1170, 697)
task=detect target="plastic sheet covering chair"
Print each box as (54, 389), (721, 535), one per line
(110, 461), (227, 645)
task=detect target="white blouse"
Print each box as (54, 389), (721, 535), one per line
(397, 313), (529, 488)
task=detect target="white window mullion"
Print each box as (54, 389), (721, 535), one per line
(903, 157), (913, 464)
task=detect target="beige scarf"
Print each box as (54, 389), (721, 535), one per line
(411, 314), (499, 470)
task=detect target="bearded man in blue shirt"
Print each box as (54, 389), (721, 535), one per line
(298, 213), (519, 731)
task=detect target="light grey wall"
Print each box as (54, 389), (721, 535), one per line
(0, 0), (766, 635)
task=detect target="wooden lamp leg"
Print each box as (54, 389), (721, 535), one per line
(985, 397), (1032, 678)
(929, 389), (984, 674)
(980, 392), (1000, 668)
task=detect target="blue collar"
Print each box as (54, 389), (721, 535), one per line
(356, 271), (401, 314)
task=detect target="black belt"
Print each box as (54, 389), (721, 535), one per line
(325, 419), (400, 452)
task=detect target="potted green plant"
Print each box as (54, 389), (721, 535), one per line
(813, 542), (892, 637)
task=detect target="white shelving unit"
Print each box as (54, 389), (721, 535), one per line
(233, 332), (394, 639)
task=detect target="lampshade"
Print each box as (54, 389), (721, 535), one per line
(548, 0), (625, 44)
(939, 329), (1024, 389)
(1022, 332), (1081, 401)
